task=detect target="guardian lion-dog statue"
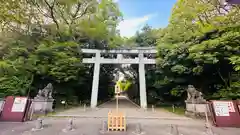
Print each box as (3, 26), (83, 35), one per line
(35, 83), (53, 99)
(186, 85), (205, 103)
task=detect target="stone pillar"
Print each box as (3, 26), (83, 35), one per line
(138, 53), (147, 109)
(90, 52), (101, 108)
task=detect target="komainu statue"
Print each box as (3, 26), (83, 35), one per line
(35, 83), (53, 99)
(186, 85), (206, 103)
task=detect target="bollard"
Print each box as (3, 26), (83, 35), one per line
(83, 104), (86, 112)
(100, 120), (108, 133)
(152, 105), (155, 112)
(143, 107), (147, 112)
(133, 123), (144, 135)
(202, 122), (216, 135)
(66, 118), (74, 131)
(170, 125), (180, 135)
(135, 123), (141, 134)
(62, 118), (74, 132)
(32, 118), (43, 131)
(172, 105), (175, 113)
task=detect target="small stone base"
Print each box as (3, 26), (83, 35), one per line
(132, 131), (145, 135)
(62, 128), (75, 132)
(32, 128), (43, 131)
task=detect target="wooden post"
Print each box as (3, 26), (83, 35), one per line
(172, 104), (175, 113)
(205, 104), (209, 123)
(192, 98), (196, 115)
(116, 95), (118, 113)
(83, 104), (86, 112)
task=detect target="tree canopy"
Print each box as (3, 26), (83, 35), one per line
(0, 0), (123, 105)
(155, 0), (240, 100)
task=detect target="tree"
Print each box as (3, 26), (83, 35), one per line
(155, 0), (240, 101)
(135, 24), (158, 47)
(0, 0), (123, 106)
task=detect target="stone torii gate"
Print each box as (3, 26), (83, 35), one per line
(82, 47), (156, 109)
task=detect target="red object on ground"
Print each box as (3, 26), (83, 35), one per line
(0, 96), (30, 122)
(209, 100), (240, 127)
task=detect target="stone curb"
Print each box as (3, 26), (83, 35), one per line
(47, 115), (192, 120)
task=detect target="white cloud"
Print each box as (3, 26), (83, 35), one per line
(117, 14), (156, 37)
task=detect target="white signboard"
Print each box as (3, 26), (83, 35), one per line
(0, 100), (5, 112)
(227, 101), (235, 112)
(11, 97), (27, 112)
(213, 101), (230, 116)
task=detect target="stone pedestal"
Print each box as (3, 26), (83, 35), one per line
(185, 101), (210, 118)
(32, 98), (54, 115)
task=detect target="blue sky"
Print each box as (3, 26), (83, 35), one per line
(115, 0), (177, 37)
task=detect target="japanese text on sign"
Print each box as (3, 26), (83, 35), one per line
(11, 97), (27, 112)
(228, 102), (235, 112)
(213, 101), (229, 116)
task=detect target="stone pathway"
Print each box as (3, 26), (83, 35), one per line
(53, 96), (190, 120)
(1, 118), (240, 135)
(1, 97), (239, 135)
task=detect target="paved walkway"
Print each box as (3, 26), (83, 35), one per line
(1, 118), (240, 135)
(53, 96), (190, 120)
(1, 96), (240, 135)
(98, 96), (140, 108)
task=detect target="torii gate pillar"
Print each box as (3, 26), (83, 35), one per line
(90, 52), (100, 108)
(138, 53), (147, 109)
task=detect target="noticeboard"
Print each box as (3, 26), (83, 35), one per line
(0, 96), (30, 122)
(11, 97), (27, 112)
(213, 101), (230, 116)
(210, 100), (240, 127)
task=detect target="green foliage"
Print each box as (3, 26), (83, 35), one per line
(0, 0), (122, 103)
(116, 80), (132, 91)
(229, 56), (240, 71)
(155, 0), (240, 101)
(123, 24), (158, 47)
(30, 41), (81, 82)
(135, 24), (158, 47)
